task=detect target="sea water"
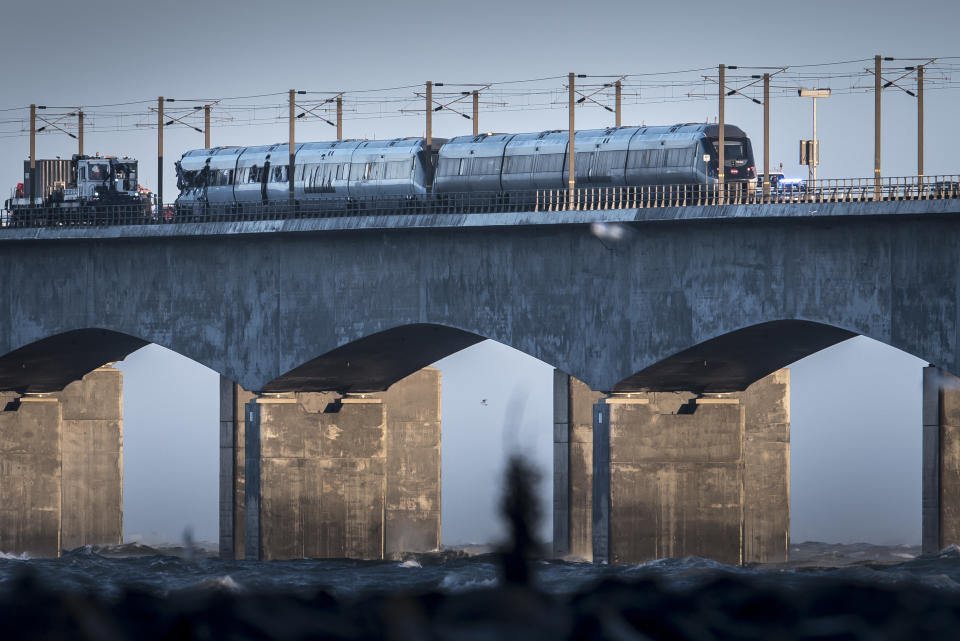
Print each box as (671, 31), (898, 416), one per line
(0, 541), (955, 601)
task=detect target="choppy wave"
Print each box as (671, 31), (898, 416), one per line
(0, 541), (950, 600)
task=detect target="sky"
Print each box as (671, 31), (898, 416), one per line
(1, 0), (956, 546)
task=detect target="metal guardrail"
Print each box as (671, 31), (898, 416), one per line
(2, 176), (958, 230)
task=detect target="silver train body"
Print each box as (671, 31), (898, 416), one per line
(175, 138), (438, 214)
(174, 124), (754, 212)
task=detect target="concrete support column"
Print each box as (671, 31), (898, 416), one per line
(593, 394), (745, 565)
(223, 369), (442, 560)
(553, 370), (570, 558)
(741, 369), (790, 563)
(58, 366), (123, 549)
(244, 393), (387, 561)
(219, 377), (254, 559)
(0, 393), (62, 556)
(553, 371), (602, 560)
(376, 367), (442, 558)
(565, 369), (789, 566)
(923, 365), (960, 553)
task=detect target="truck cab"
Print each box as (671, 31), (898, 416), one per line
(75, 156), (139, 203)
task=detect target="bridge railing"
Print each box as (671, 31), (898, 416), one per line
(1, 175), (958, 230)
(535, 175), (960, 211)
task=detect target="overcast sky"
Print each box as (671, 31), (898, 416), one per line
(2, 0), (955, 546)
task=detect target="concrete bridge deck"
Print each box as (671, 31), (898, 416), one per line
(0, 197), (958, 395)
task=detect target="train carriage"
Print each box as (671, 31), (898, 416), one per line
(174, 122), (756, 216)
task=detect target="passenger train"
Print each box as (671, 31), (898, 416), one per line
(174, 123), (755, 214)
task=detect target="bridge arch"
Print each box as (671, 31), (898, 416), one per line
(0, 328), (149, 393)
(608, 318), (944, 393)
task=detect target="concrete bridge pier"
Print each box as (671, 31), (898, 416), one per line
(0, 367), (123, 556)
(221, 368), (441, 561)
(922, 365), (960, 553)
(554, 370), (790, 565)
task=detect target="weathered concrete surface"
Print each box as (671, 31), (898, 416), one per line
(589, 371), (789, 565)
(219, 379), (255, 559)
(0, 395), (61, 556)
(223, 370), (440, 560)
(245, 395), (386, 561)
(553, 372), (603, 560)
(375, 368), (442, 558)
(58, 366), (123, 549)
(741, 369), (790, 563)
(923, 366), (960, 553)
(0, 203), (957, 396)
(595, 396), (744, 565)
(923, 366), (942, 554)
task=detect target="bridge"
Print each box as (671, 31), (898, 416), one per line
(1, 182), (959, 564)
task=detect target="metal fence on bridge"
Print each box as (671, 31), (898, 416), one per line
(2, 175), (958, 230)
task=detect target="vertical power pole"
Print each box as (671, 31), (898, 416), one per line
(336, 95), (343, 140)
(426, 81), (433, 149)
(29, 104), (36, 204)
(77, 109), (84, 157)
(204, 104), (211, 149)
(615, 80), (622, 127)
(763, 73), (770, 197)
(918, 65), (924, 179)
(811, 95), (818, 184)
(718, 64), (725, 187)
(473, 90), (479, 136)
(874, 55), (882, 199)
(158, 96), (164, 208)
(288, 89), (295, 204)
(568, 72), (576, 206)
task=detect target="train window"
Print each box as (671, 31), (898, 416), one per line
(457, 159), (465, 176)
(627, 149), (662, 169)
(710, 139), (748, 160)
(384, 160), (411, 180)
(272, 166), (288, 182)
(664, 147), (695, 167)
(469, 156), (501, 175)
(436, 158), (457, 177)
(574, 152), (593, 179)
(593, 151), (627, 171)
(535, 154), (563, 173)
(351, 162), (371, 181)
(503, 155), (534, 174)
(88, 163), (107, 181)
(80, 167), (86, 180)
(370, 162), (386, 180)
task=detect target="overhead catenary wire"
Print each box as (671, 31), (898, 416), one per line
(1, 57), (957, 141)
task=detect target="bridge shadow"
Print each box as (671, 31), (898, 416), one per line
(263, 324), (485, 393)
(613, 320), (859, 393)
(0, 329), (149, 393)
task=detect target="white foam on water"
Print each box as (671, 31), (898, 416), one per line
(0, 551), (30, 560)
(439, 573), (497, 592)
(196, 575), (243, 592)
(398, 559), (422, 568)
